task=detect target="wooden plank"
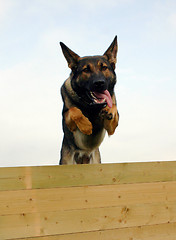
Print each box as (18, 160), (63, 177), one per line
(1, 201), (176, 239)
(16, 222), (176, 240)
(1, 181), (176, 216)
(0, 167), (30, 191)
(1, 161), (176, 190)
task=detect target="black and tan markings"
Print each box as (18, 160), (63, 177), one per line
(59, 36), (119, 165)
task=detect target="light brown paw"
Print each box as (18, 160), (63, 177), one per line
(101, 105), (119, 135)
(68, 107), (92, 135)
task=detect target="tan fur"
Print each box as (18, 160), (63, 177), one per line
(102, 104), (119, 135)
(65, 107), (93, 135)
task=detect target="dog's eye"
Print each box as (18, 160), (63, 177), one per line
(82, 65), (91, 73)
(101, 64), (108, 71)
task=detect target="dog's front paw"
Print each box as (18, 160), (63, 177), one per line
(100, 107), (113, 120)
(66, 107), (92, 135)
(100, 105), (119, 135)
(76, 115), (93, 135)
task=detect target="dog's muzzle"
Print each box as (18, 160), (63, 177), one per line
(87, 78), (112, 108)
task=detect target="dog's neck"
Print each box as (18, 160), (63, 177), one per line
(65, 77), (81, 103)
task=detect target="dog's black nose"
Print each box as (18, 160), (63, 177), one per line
(92, 79), (107, 91)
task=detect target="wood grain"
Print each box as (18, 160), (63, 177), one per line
(1, 161), (176, 190)
(1, 201), (176, 239)
(1, 181), (176, 215)
(17, 222), (176, 240)
(1, 161), (176, 239)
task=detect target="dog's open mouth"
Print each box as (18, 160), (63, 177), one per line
(89, 90), (112, 108)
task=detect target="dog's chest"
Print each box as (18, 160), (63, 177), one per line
(73, 128), (106, 151)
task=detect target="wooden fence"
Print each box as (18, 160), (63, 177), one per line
(0, 161), (176, 239)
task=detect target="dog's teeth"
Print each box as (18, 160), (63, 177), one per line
(90, 92), (96, 99)
(90, 92), (106, 104)
(94, 98), (106, 104)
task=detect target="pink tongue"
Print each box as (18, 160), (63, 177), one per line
(93, 90), (113, 108)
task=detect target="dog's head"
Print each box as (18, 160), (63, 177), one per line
(60, 36), (118, 109)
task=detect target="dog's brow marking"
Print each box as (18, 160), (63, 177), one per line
(89, 63), (95, 71)
(97, 60), (101, 66)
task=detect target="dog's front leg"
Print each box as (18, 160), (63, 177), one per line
(65, 107), (93, 135)
(100, 94), (119, 135)
(101, 104), (119, 135)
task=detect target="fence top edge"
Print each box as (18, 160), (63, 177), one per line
(1, 160), (176, 170)
(0, 161), (176, 191)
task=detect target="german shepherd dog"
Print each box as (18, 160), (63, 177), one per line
(59, 36), (119, 164)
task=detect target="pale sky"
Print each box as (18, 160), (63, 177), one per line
(0, 0), (176, 167)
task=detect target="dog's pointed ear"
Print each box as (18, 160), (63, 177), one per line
(60, 42), (80, 70)
(103, 36), (118, 70)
